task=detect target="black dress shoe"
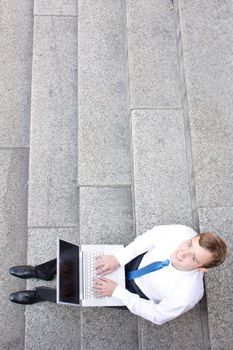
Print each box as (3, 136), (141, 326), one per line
(9, 265), (37, 279)
(9, 290), (42, 304)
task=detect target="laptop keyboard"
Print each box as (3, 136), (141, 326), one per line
(84, 250), (104, 299)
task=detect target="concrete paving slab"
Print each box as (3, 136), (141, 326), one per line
(131, 110), (205, 348)
(79, 187), (134, 245)
(25, 228), (80, 350)
(140, 305), (203, 350)
(28, 16), (78, 227)
(131, 109), (193, 235)
(0, 0), (33, 147)
(79, 186), (138, 349)
(198, 207), (233, 350)
(81, 308), (138, 350)
(34, 0), (77, 16)
(176, 0), (233, 207)
(25, 303), (80, 350)
(126, 0), (182, 108)
(0, 279), (26, 350)
(0, 149), (28, 349)
(78, 0), (131, 186)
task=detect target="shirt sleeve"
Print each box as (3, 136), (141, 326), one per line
(112, 285), (193, 325)
(113, 225), (165, 266)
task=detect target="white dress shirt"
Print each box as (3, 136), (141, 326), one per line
(112, 225), (204, 325)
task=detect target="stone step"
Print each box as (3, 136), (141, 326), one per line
(0, 0), (33, 348)
(79, 187), (138, 350)
(175, 0), (233, 348)
(28, 15), (78, 228)
(131, 110), (204, 350)
(198, 208), (233, 350)
(25, 9), (79, 350)
(0, 150), (29, 350)
(126, 0), (182, 109)
(78, 0), (131, 186)
(34, 0), (77, 16)
(77, 1), (138, 348)
(0, 0), (33, 148)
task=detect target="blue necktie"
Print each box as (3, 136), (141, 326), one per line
(127, 259), (170, 281)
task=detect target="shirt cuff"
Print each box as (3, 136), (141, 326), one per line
(112, 285), (137, 304)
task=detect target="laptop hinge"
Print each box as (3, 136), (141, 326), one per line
(79, 250), (84, 300)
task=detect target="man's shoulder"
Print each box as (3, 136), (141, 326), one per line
(153, 224), (197, 239)
(167, 275), (204, 307)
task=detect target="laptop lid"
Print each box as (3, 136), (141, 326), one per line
(57, 238), (80, 306)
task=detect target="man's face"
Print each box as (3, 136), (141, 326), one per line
(170, 235), (213, 272)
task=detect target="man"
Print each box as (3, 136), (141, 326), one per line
(9, 225), (227, 325)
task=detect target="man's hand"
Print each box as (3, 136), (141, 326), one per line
(95, 255), (120, 275)
(93, 277), (118, 297)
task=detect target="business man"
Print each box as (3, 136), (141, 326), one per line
(9, 225), (227, 325)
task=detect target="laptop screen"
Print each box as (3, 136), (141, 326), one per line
(58, 239), (80, 305)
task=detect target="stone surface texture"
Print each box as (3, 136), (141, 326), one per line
(28, 16), (78, 227)
(127, 0), (182, 108)
(140, 304), (203, 350)
(0, 150), (29, 350)
(81, 308), (138, 350)
(198, 207), (233, 350)
(25, 303), (80, 350)
(79, 187), (134, 245)
(34, 0), (77, 15)
(131, 110), (205, 349)
(0, 0), (33, 147)
(78, 0), (131, 185)
(177, 0), (233, 208)
(132, 109), (193, 234)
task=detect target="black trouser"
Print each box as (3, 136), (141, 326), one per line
(34, 259), (57, 303)
(34, 253), (149, 303)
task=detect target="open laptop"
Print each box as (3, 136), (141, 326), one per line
(56, 238), (125, 307)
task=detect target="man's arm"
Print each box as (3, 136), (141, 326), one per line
(95, 225), (165, 275)
(93, 277), (191, 325)
(113, 225), (164, 266)
(112, 285), (191, 325)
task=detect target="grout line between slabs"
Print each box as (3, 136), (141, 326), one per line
(34, 14), (78, 18)
(25, 1), (35, 349)
(0, 147), (29, 150)
(130, 107), (182, 111)
(123, 1), (142, 349)
(173, 1), (211, 349)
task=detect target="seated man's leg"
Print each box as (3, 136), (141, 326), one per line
(9, 259), (57, 281)
(35, 259), (57, 280)
(34, 286), (56, 303)
(9, 286), (56, 304)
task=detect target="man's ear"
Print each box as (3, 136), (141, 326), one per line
(196, 267), (208, 273)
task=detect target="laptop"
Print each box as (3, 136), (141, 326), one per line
(56, 238), (125, 307)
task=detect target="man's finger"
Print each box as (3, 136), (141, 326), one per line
(93, 285), (102, 290)
(93, 282), (103, 289)
(97, 268), (111, 276)
(95, 261), (104, 269)
(98, 277), (111, 282)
